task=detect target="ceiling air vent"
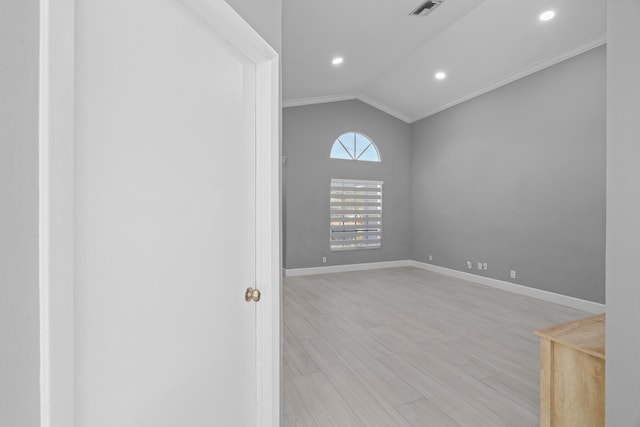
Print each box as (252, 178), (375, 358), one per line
(409, 0), (446, 16)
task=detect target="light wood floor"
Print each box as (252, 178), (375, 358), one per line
(282, 267), (588, 427)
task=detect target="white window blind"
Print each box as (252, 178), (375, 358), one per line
(330, 178), (383, 251)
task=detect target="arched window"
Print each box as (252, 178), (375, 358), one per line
(330, 132), (380, 162)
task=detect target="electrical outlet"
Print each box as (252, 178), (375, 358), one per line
(482, 262), (488, 271)
(322, 256), (327, 264)
(477, 262), (483, 270)
(467, 261), (472, 269)
(510, 270), (516, 279)
(429, 254), (433, 262)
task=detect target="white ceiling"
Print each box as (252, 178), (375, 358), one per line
(282, 0), (606, 123)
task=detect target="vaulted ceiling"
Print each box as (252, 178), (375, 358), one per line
(282, 0), (606, 123)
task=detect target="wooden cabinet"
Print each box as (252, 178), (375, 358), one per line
(535, 313), (605, 427)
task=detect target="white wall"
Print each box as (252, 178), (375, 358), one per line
(606, 0), (640, 424)
(0, 1), (41, 426)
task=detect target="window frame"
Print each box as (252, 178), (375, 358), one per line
(329, 178), (383, 251)
(329, 131), (381, 163)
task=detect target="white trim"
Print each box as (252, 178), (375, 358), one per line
(39, 0), (75, 426)
(253, 49), (281, 427)
(285, 260), (412, 276)
(283, 35), (606, 124)
(410, 261), (605, 314)
(357, 94), (412, 123)
(39, 1), (51, 423)
(39, 2), (51, 424)
(178, 0), (275, 62)
(283, 93), (359, 108)
(283, 94), (412, 123)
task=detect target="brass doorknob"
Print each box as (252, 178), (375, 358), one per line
(245, 287), (261, 302)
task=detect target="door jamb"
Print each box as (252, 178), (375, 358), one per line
(38, 1), (281, 426)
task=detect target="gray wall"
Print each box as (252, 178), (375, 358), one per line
(0, 0), (41, 426)
(410, 46), (606, 303)
(606, 0), (640, 424)
(283, 100), (412, 269)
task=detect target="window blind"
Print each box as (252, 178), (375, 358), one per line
(330, 178), (383, 251)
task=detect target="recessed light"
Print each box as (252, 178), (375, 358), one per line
(435, 71), (446, 80)
(539, 10), (555, 21)
(332, 57), (344, 65)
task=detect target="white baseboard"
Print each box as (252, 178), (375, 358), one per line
(284, 260), (412, 277)
(409, 261), (605, 314)
(285, 260), (605, 314)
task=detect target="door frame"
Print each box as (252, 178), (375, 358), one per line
(38, 1), (281, 426)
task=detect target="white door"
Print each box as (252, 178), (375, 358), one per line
(73, 1), (260, 425)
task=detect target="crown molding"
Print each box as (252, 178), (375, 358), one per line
(282, 94), (358, 108)
(409, 34), (607, 123)
(283, 94), (412, 123)
(283, 35), (606, 125)
(357, 94), (412, 123)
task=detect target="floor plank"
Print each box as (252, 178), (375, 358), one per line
(283, 267), (590, 426)
(302, 337), (412, 426)
(397, 398), (461, 427)
(292, 372), (364, 426)
(284, 324), (320, 378)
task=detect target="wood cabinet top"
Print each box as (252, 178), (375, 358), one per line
(535, 313), (605, 360)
